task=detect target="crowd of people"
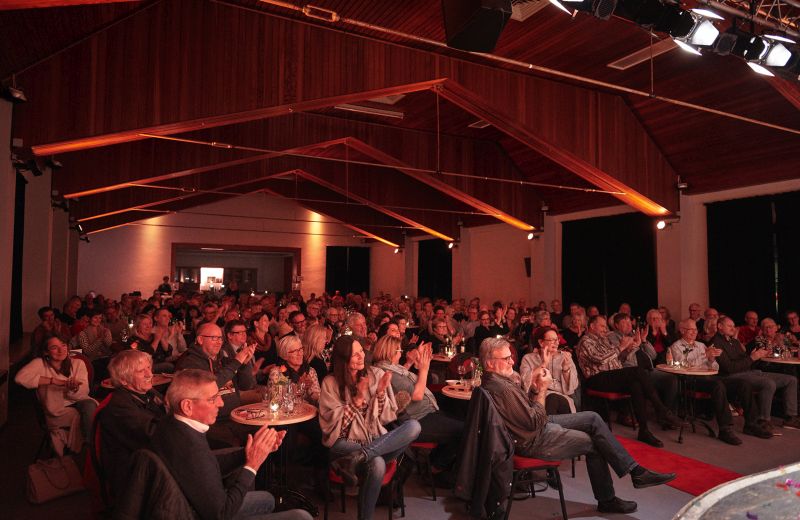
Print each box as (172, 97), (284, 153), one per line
(13, 280), (800, 519)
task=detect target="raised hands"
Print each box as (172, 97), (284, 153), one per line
(245, 426), (279, 470)
(235, 343), (256, 364)
(377, 371), (393, 394)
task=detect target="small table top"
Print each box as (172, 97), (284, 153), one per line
(655, 364), (718, 376)
(230, 402), (318, 426)
(761, 356), (800, 365)
(101, 373), (173, 389)
(432, 354), (454, 363)
(442, 383), (473, 400)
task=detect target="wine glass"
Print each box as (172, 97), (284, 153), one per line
(457, 364), (467, 386)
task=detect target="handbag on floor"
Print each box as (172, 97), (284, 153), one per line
(26, 455), (85, 504)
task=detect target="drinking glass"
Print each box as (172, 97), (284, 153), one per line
(457, 364), (467, 385)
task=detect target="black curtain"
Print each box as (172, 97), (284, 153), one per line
(707, 196), (778, 322)
(775, 192), (800, 319)
(417, 239), (452, 301)
(325, 246), (370, 295)
(10, 172), (26, 342)
(562, 213), (657, 318)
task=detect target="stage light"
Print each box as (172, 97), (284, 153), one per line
(674, 39), (702, 55)
(747, 62), (774, 76)
(527, 232), (534, 240)
(1, 85), (27, 103)
(690, 8), (723, 21)
(764, 43), (793, 67)
(448, 242), (455, 249)
(559, 0), (618, 20)
(687, 19), (719, 47)
(656, 220), (667, 230)
(731, 34), (769, 61)
(393, 247), (404, 254)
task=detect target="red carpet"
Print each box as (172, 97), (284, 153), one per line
(616, 436), (742, 496)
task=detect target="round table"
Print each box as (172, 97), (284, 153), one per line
(761, 356), (800, 365)
(442, 383), (473, 401)
(229, 401), (319, 516)
(101, 373), (173, 389)
(655, 364), (718, 443)
(230, 402), (317, 426)
(431, 354), (454, 363)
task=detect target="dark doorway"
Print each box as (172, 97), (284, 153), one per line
(707, 190), (800, 323)
(10, 172), (26, 343)
(326, 246), (370, 295)
(562, 213), (657, 318)
(418, 239), (452, 300)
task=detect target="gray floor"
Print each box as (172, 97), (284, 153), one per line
(4, 332), (800, 520)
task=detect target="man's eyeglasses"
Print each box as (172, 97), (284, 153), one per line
(192, 392), (221, 404)
(230, 330), (247, 335)
(292, 320), (306, 326)
(199, 335), (223, 342)
(287, 347), (304, 355)
(492, 355), (513, 363)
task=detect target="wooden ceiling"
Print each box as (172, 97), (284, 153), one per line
(2, 0), (799, 243)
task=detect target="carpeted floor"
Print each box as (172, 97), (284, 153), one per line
(616, 435), (743, 496)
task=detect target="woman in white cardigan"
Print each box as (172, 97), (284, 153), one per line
(16, 335), (97, 455)
(319, 335), (420, 520)
(520, 326), (581, 414)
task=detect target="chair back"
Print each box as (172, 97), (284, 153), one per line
(85, 393), (114, 511)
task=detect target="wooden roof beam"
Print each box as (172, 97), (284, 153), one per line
(437, 81), (670, 217)
(294, 170), (455, 242)
(343, 138), (536, 231)
(0, 0), (140, 8)
(32, 79), (447, 156)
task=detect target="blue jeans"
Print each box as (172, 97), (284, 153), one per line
(518, 411), (636, 502)
(233, 491), (313, 520)
(331, 419), (421, 520)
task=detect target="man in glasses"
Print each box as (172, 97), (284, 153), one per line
(175, 322), (256, 447)
(152, 369), (312, 520)
(479, 337), (675, 515)
(285, 310), (307, 339)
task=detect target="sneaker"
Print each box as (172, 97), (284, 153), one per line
(717, 428), (742, 446)
(631, 468), (677, 489)
(743, 423), (773, 439)
(783, 416), (800, 430)
(637, 429), (664, 448)
(598, 496), (638, 514)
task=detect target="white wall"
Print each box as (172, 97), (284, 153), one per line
(369, 244), (405, 298)
(77, 193), (363, 298)
(22, 166), (53, 331)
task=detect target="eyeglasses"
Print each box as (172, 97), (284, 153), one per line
(292, 320), (306, 325)
(199, 335), (223, 342)
(230, 330), (247, 335)
(191, 392), (221, 404)
(287, 348), (304, 355)
(492, 355), (513, 363)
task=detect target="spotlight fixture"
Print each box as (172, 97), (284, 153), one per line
(393, 247), (404, 254)
(556, 0), (618, 20)
(47, 157), (63, 169)
(676, 180), (689, 191)
(655, 217), (680, 230)
(1, 85), (27, 103)
(79, 235), (90, 243)
(674, 16), (720, 55)
(448, 239), (459, 250)
(527, 232), (535, 240)
(730, 33), (769, 62)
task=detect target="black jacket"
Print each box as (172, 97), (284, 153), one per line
(454, 386), (513, 519)
(151, 416), (254, 520)
(176, 345), (243, 417)
(100, 387), (166, 497)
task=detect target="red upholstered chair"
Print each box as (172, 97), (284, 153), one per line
(505, 455), (568, 520)
(325, 458), (404, 520)
(409, 441), (438, 501)
(84, 393), (113, 512)
(584, 389), (637, 431)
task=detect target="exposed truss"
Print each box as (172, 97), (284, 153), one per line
(722, 0), (800, 32)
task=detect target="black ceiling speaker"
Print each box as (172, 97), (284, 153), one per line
(441, 0), (512, 53)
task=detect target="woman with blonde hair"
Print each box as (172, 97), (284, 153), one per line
(302, 323), (330, 380)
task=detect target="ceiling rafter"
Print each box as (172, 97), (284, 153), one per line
(436, 81), (671, 217)
(32, 79), (447, 156)
(0, 1), (140, 8)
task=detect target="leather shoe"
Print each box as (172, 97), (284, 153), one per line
(717, 428), (742, 446)
(631, 467), (676, 489)
(637, 429), (664, 448)
(597, 496), (638, 513)
(743, 423), (772, 439)
(331, 450), (367, 486)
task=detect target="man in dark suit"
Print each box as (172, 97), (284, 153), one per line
(175, 322), (258, 447)
(100, 350), (167, 498)
(152, 369), (311, 520)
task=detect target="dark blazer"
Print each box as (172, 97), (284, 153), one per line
(222, 342), (257, 391)
(454, 387), (513, 519)
(151, 416), (254, 520)
(176, 345), (243, 417)
(100, 387), (166, 497)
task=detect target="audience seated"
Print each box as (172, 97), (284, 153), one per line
(479, 337), (676, 515)
(519, 327), (580, 414)
(151, 369), (312, 520)
(372, 335), (463, 474)
(667, 319), (742, 445)
(738, 311), (761, 346)
(712, 316), (800, 432)
(100, 350), (167, 497)
(302, 323), (331, 381)
(15, 335), (97, 456)
(30, 306), (71, 359)
(319, 336), (420, 520)
(576, 316), (681, 447)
